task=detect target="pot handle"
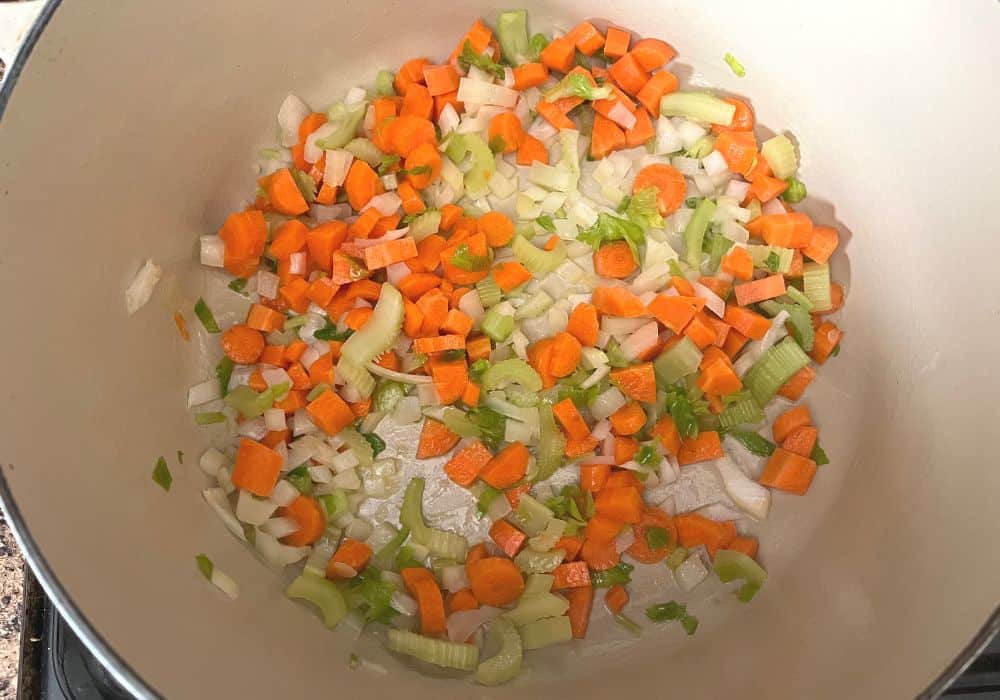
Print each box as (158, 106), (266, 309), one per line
(0, 1), (50, 83)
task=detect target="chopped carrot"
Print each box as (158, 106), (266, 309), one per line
(567, 20), (605, 55)
(772, 405), (812, 443)
(625, 107), (656, 148)
(278, 277), (310, 313)
(697, 358), (743, 395)
(479, 441), (530, 488)
(536, 99), (576, 130)
(633, 163), (686, 216)
(675, 513), (735, 557)
(636, 70), (678, 117)
(416, 289), (450, 335)
(439, 203), (463, 232)
(513, 62), (550, 90)
(816, 282), (844, 316)
(677, 431), (724, 465)
(344, 160), (383, 211)
(647, 294), (699, 333)
(613, 437), (639, 465)
(492, 261), (532, 292)
(755, 212), (815, 249)
(260, 344), (286, 367)
(553, 561), (591, 590)
(307, 353), (334, 386)
(592, 285), (645, 317)
(610, 363), (657, 403)
(326, 538), (373, 578)
(564, 434), (599, 458)
(631, 38), (677, 70)
(221, 324), (265, 364)
(553, 398), (592, 441)
(479, 211), (516, 248)
(269, 220), (309, 259)
(683, 312), (717, 349)
(723, 305), (772, 341)
(783, 425), (819, 458)
(749, 174), (788, 203)
(403, 571), (447, 635)
(403, 142), (442, 189)
(467, 558), (525, 607)
(245, 304), (285, 335)
(603, 584), (630, 615)
(811, 321), (843, 364)
(231, 438), (283, 497)
(451, 18), (493, 58)
(585, 513), (625, 545)
(651, 416), (682, 456)
(594, 485), (644, 524)
(267, 168), (309, 216)
(723, 329), (749, 359)
(712, 97), (755, 134)
(593, 240), (637, 279)
(504, 483), (531, 509)
(714, 130), (758, 176)
(422, 63), (460, 96)
(466, 335), (492, 362)
(566, 585), (594, 639)
(803, 225), (840, 264)
(274, 390), (307, 415)
(721, 246), (754, 281)
(261, 429), (290, 449)
(580, 537), (620, 570)
(439, 309), (472, 338)
(487, 113), (524, 155)
(416, 418), (461, 459)
(398, 272), (442, 301)
(580, 463), (611, 492)
(306, 389), (355, 436)
(540, 36), (576, 73)
(626, 506), (677, 563)
(566, 302), (599, 347)
(734, 274), (787, 306)
(343, 307), (373, 331)
(489, 520), (527, 558)
(383, 114), (437, 158)
(443, 440), (492, 487)
(590, 113), (626, 158)
(608, 52), (649, 96)
(363, 237), (418, 271)
(517, 134), (549, 165)
(218, 210), (268, 277)
(547, 332), (582, 378)
(778, 365), (816, 401)
(414, 333), (466, 356)
(760, 448), (818, 495)
(603, 26), (631, 59)
(447, 588), (479, 613)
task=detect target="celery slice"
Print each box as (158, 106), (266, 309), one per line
(713, 549), (767, 602)
(512, 494), (555, 536)
(224, 385), (275, 419)
(742, 337), (810, 406)
(502, 592), (570, 626)
(782, 285), (814, 311)
(409, 209), (442, 242)
(344, 138), (385, 166)
(760, 134), (798, 180)
(519, 616), (573, 650)
(514, 548), (565, 574)
(481, 308), (514, 342)
(496, 10), (529, 65)
(523, 573), (555, 595)
(718, 396), (764, 429)
(476, 274), (502, 308)
(511, 234), (567, 276)
(475, 619), (523, 685)
(654, 336), (703, 385)
(447, 134), (495, 196)
(318, 489), (349, 521)
(482, 359), (543, 392)
(372, 525), (409, 570)
(286, 574), (347, 628)
(748, 244), (793, 273)
(760, 300), (814, 352)
(534, 403), (565, 482)
(514, 290), (553, 320)
(338, 284), (404, 397)
(660, 92), (736, 126)
(387, 629), (479, 671)
(317, 103), (366, 151)
(441, 407), (482, 438)
(373, 380), (405, 412)
(802, 262), (832, 312)
(399, 478), (468, 560)
(338, 427), (374, 468)
(683, 198), (717, 269)
(375, 70), (395, 97)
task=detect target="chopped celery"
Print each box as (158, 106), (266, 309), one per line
(408, 209), (442, 242)
(663, 385), (704, 438)
(513, 494), (554, 535)
(534, 403), (565, 482)
(286, 573), (348, 629)
(528, 33), (549, 61)
(399, 478), (468, 560)
(362, 432), (386, 456)
(802, 262), (832, 312)
(442, 407), (482, 438)
(469, 407), (506, 451)
(646, 600), (699, 634)
(706, 233), (734, 273)
(306, 384), (331, 401)
(660, 92), (737, 126)
(511, 234), (567, 276)
(604, 338), (631, 368)
(557, 382), (599, 411)
(514, 548), (565, 574)
(193, 298), (220, 333)
(743, 337), (811, 406)
(645, 526), (672, 550)
(505, 385), (540, 407)
(215, 356), (234, 396)
(152, 457), (172, 492)
(514, 290), (554, 320)
(591, 562), (633, 588)
(760, 134), (798, 180)
(450, 243), (490, 271)
(224, 384), (276, 419)
(482, 359), (543, 392)
(760, 300), (814, 352)
(544, 72), (612, 102)
(496, 10), (529, 65)
(713, 549), (767, 602)
(749, 244), (794, 273)
(372, 525), (409, 569)
(373, 380), (405, 413)
(502, 592), (570, 627)
(524, 574), (555, 595)
(469, 359), (491, 383)
(536, 215), (556, 232)
(613, 613), (643, 636)
(782, 285), (814, 311)
(375, 70), (395, 96)
(291, 169), (317, 203)
(686, 134), (715, 159)
(345, 567), (398, 624)
(724, 52), (746, 77)
(286, 465), (313, 495)
(481, 307), (514, 342)
(527, 515), (567, 552)
(475, 619), (523, 686)
(654, 337), (703, 385)
(519, 616), (573, 650)
(681, 615), (700, 635)
(782, 177), (807, 203)
(475, 486), (503, 517)
(625, 187), (665, 230)
(457, 40), (505, 80)
(578, 213), (645, 262)
(228, 278), (248, 295)
(727, 431), (776, 457)
(339, 427), (374, 467)
(319, 489), (350, 522)
(559, 129), (581, 187)
(194, 411), (226, 425)
(317, 103), (366, 150)
(195, 553), (213, 580)
(476, 274), (503, 308)
(345, 137), (385, 166)
(387, 629), (479, 671)
(811, 442), (830, 465)
(664, 547), (688, 570)
(446, 133), (496, 195)
(339, 284), (404, 397)
(683, 198), (717, 269)
(718, 395), (764, 429)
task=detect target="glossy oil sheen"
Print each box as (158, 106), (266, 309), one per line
(0, 1), (998, 698)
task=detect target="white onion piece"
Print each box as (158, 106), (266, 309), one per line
(323, 149), (354, 187)
(305, 121), (337, 163)
(199, 235), (225, 267)
(124, 259), (162, 315)
(393, 396), (422, 424)
(458, 287), (486, 324)
(217, 466), (236, 495)
(203, 488), (247, 541)
(346, 517), (373, 541)
(441, 565), (470, 593)
(257, 270), (280, 299)
(487, 492), (513, 521)
(256, 530), (310, 567)
(262, 367), (291, 388)
(264, 408), (286, 432)
(674, 552), (709, 592)
(446, 607), (503, 643)
(292, 409), (318, 436)
(457, 78), (519, 107)
(271, 480), (300, 507)
(200, 448), (227, 477)
(608, 101), (637, 130)
(614, 527), (636, 554)
(261, 516), (300, 539)
(715, 458), (771, 520)
(591, 419), (612, 440)
(620, 321), (660, 361)
(308, 465), (333, 484)
(590, 386), (627, 420)
(601, 316), (649, 336)
(438, 102), (460, 136)
(187, 379), (222, 408)
(365, 192), (402, 216)
(701, 150), (729, 177)
(659, 457), (679, 485)
(527, 116), (558, 142)
(580, 364), (611, 390)
(692, 282), (726, 318)
(344, 86), (367, 104)
(725, 178), (751, 202)
(208, 567), (240, 600)
(310, 203), (351, 222)
(762, 198), (787, 215)
(237, 417), (267, 440)
(331, 450), (359, 473)
(390, 591), (419, 617)
(278, 95), (311, 147)
(236, 489), (278, 526)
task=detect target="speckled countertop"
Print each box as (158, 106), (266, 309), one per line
(0, 514), (24, 698)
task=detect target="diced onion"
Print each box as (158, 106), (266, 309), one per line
(261, 516), (300, 539)
(270, 480), (299, 507)
(441, 565), (470, 593)
(590, 386), (627, 420)
(255, 530), (309, 567)
(209, 568), (240, 600)
(692, 282), (726, 318)
(446, 606), (503, 643)
(762, 198), (787, 216)
(365, 192), (402, 216)
(715, 457), (771, 520)
(188, 379), (222, 408)
(199, 236), (225, 267)
(236, 489), (277, 526)
(674, 552), (709, 592)
(124, 259), (162, 315)
(701, 150), (729, 177)
(620, 321), (659, 361)
(324, 149), (354, 187)
(199, 448), (227, 477)
(278, 94), (311, 147)
(614, 527), (636, 554)
(257, 270), (280, 299)
(391, 591), (419, 616)
(203, 488), (247, 541)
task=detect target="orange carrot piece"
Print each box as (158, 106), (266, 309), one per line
(631, 38), (677, 70)
(610, 363), (657, 403)
(231, 438), (283, 497)
(344, 160), (383, 211)
(594, 486), (644, 524)
(722, 329), (749, 359)
(633, 163), (686, 216)
(675, 513), (733, 557)
(712, 97), (755, 134)
(772, 405), (812, 443)
(603, 584), (630, 614)
(536, 99), (576, 130)
(467, 558), (525, 607)
(567, 20), (605, 55)
(398, 272), (442, 301)
(516, 134), (549, 165)
(625, 107), (656, 148)
(649, 416), (681, 457)
(566, 302), (599, 347)
(803, 225), (840, 264)
(635, 70), (678, 117)
(221, 324), (265, 364)
(714, 130), (758, 176)
(811, 321), (843, 364)
(383, 114), (437, 158)
(269, 220), (309, 259)
(447, 588), (480, 613)
(306, 390), (355, 436)
(565, 585), (594, 639)
(440, 308), (473, 338)
(697, 358), (743, 395)
(592, 286), (645, 317)
(580, 463), (611, 493)
(580, 538), (620, 570)
(609, 402), (646, 436)
(489, 520), (528, 558)
(547, 332), (582, 378)
(589, 113), (626, 159)
(492, 261), (532, 292)
(267, 168), (309, 216)
(443, 440), (492, 487)
(778, 365), (816, 401)
(540, 36), (576, 73)
(513, 62), (550, 90)
(585, 513), (625, 545)
(647, 294), (699, 333)
(415, 418), (461, 458)
(677, 431), (724, 465)
(416, 289), (450, 336)
(479, 441), (530, 488)
(553, 561), (591, 590)
(723, 305), (772, 341)
(478, 210), (515, 248)
(681, 312), (716, 349)
(609, 52), (649, 96)
(721, 246), (754, 281)
(782, 425), (819, 458)
(593, 240), (638, 279)
(363, 237), (418, 271)
(603, 26), (631, 59)
(487, 112), (524, 155)
(407, 576), (448, 635)
(422, 64), (460, 96)
(757, 212), (815, 249)
(734, 274), (787, 306)
(326, 538), (373, 578)
(553, 398), (592, 441)
(403, 142), (442, 189)
(465, 335), (492, 362)
(626, 506), (677, 563)
(564, 434), (599, 458)
(414, 334), (466, 355)
(749, 174), (788, 204)
(760, 448), (818, 495)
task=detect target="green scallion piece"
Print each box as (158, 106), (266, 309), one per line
(193, 298), (220, 333)
(152, 457), (172, 492)
(194, 412), (227, 425)
(724, 52), (746, 77)
(195, 554), (214, 580)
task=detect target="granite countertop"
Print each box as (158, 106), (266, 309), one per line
(0, 514), (24, 697)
